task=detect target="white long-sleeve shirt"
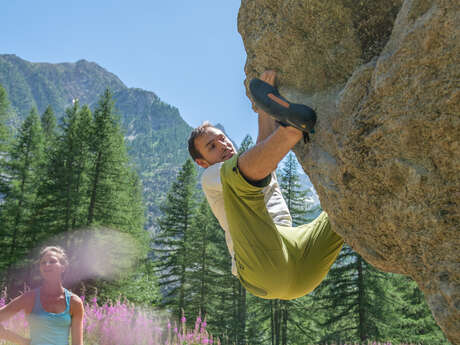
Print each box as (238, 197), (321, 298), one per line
(201, 162), (292, 276)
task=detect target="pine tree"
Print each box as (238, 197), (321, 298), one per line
(238, 134), (253, 154)
(36, 102), (93, 235)
(95, 258), (161, 306)
(154, 158), (197, 320)
(312, 245), (390, 343)
(388, 274), (449, 344)
(204, 201), (248, 345)
(0, 108), (45, 282)
(184, 195), (255, 345)
(279, 296), (319, 344)
(245, 296), (272, 345)
(86, 89), (144, 232)
(229, 134), (254, 345)
(87, 90), (116, 225)
(41, 105), (57, 143)
(0, 85), (13, 195)
(33, 95), (149, 301)
(60, 93), (148, 299)
(266, 152), (321, 345)
(122, 170), (146, 233)
(186, 198), (218, 318)
(278, 152), (318, 226)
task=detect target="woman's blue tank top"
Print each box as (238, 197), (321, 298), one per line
(28, 288), (72, 345)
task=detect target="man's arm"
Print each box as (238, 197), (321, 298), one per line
(255, 71), (279, 144)
(240, 70), (303, 182)
(239, 125), (302, 182)
(256, 110), (279, 144)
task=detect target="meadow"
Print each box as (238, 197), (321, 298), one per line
(0, 293), (215, 345)
(0, 292), (427, 345)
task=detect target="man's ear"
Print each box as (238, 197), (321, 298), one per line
(195, 158), (210, 168)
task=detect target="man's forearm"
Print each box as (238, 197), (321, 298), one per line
(239, 125), (302, 182)
(256, 110), (279, 144)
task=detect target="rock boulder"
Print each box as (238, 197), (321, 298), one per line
(238, 0), (459, 342)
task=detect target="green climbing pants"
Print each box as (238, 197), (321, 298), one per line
(221, 155), (344, 300)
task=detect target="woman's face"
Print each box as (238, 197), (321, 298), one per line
(39, 251), (65, 281)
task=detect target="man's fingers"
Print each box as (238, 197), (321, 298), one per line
(260, 70), (276, 86)
(259, 71), (269, 81)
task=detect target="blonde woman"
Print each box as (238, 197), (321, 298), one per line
(0, 246), (84, 345)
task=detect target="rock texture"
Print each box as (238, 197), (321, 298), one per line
(238, 0), (459, 343)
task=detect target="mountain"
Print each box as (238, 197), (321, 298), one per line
(0, 54), (125, 117)
(0, 54), (192, 229)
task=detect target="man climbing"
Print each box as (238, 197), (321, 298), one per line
(187, 71), (343, 300)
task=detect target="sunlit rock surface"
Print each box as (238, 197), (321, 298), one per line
(238, 0), (459, 342)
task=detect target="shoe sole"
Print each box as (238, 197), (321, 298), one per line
(249, 78), (316, 133)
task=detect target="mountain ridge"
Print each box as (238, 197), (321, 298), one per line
(0, 53), (192, 230)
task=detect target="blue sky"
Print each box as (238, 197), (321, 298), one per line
(1, 0), (257, 144)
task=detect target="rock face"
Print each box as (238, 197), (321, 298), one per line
(238, 0), (459, 343)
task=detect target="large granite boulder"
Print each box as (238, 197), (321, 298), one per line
(238, 0), (459, 343)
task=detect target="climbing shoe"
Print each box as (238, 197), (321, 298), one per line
(249, 77), (316, 134)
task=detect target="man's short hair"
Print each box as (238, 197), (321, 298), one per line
(188, 121), (214, 161)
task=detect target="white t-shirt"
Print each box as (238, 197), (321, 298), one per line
(201, 162), (292, 276)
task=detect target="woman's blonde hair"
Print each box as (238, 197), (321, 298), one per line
(39, 246), (69, 269)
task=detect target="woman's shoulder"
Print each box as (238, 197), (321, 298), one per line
(68, 292), (84, 316)
(69, 292), (83, 304)
(3, 289), (36, 314)
(19, 289), (36, 304)
(21, 289), (37, 300)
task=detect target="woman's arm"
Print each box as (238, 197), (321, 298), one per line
(0, 292), (30, 322)
(0, 292), (33, 345)
(0, 324), (30, 345)
(70, 295), (84, 345)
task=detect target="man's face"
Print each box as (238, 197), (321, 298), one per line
(194, 127), (236, 168)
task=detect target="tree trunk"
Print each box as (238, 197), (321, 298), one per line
(199, 227), (207, 315)
(64, 154), (74, 231)
(238, 284), (246, 345)
(8, 146), (30, 270)
(178, 213), (189, 320)
(87, 151), (102, 224)
(357, 256), (366, 342)
(281, 300), (288, 345)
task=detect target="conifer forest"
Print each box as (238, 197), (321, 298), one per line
(0, 82), (449, 344)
